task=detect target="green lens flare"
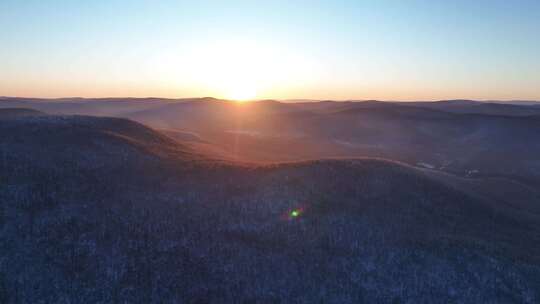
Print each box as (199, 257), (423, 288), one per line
(290, 210), (300, 217)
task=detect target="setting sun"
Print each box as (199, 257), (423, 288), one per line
(226, 83), (257, 101)
(156, 38), (318, 101)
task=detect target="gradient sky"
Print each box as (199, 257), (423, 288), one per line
(1, 0), (539, 100)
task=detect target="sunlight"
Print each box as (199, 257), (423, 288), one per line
(226, 83), (257, 101)
(156, 38), (318, 100)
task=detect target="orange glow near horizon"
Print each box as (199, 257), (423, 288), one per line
(2, 35), (539, 102)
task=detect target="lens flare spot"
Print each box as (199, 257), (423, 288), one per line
(289, 208), (304, 219)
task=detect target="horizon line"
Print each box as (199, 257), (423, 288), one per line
(1, 96), (539, 103)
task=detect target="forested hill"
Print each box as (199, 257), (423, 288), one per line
(1, 110), (540, 303)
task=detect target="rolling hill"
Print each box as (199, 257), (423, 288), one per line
(1, 109), (540, 302)
(2, 97), (540, 188)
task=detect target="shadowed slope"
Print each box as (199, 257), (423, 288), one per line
(0, 107), (46, 118)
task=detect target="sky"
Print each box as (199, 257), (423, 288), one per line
(1, 0), (539, 101)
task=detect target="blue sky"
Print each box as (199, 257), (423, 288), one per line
(1, 0), (539, 100)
